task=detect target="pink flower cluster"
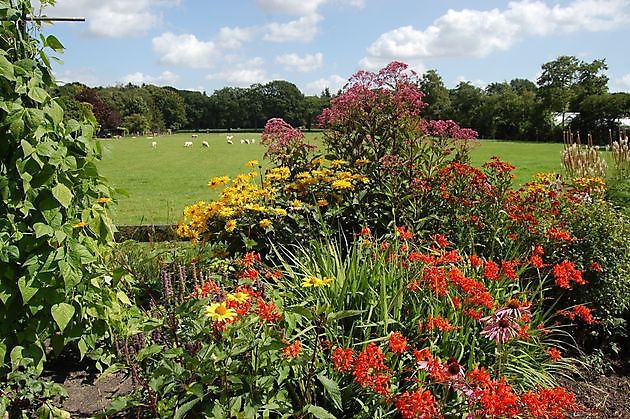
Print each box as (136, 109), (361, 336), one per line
(420, 119), (479, 141)
(261, 118), (316, 164)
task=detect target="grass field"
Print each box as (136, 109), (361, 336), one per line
(96, 133), (565, 225)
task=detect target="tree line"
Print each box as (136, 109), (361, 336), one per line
(53, 55), (630, 143)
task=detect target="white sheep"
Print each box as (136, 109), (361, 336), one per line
(240, 139), (245, 144)
(226, 134), (234, 141)
(227, 139), (233, 144)
(184, 141), (193, 147)
(251, 139), (256, 144)
(151, 141), (157, 148)
(245, 139), (250, 144)
(191, 134), (199, 139)
(202, 141), (209, 148)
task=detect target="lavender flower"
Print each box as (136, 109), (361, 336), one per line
(480, 314), (519, 345)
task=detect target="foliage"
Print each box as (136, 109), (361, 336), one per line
(0, 0), (128, 377)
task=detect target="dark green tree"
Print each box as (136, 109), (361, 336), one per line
(419, 69), (451, 120)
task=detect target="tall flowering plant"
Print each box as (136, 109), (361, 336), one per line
(260, 117), (316, 172)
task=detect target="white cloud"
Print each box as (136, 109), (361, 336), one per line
(217, 26), (256, 49)
(304, 74), (346, 95)
(256, 0), (327, 15)
(264, 14), (322, 42)
(152, 33), (219, 68)
(119, 70), (179, 86)
(454, 76), (487, 90)
(275, 52), (323, 72)
(361, 0), (630, 67)
(612, 73), (630, 92)
(54, 67), (101, 86)
(206, 58), (269, 87)
(44, 0), (180, 38)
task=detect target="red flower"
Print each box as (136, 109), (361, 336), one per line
(469, 254), (483, 268)
(388, 331), (408, 353)
(242, 267), (259, 280)
(500, 259), (518, 281)
(483, 260), (500, 280)
(547, 347), (562, 361)
(360, 226), (372, 237)
(547, 227), (575, 242)
(558, 305), (596, 324)
(256, 297), (282, 323)
(352, 343), (390, 395)
(520, 387), (582, 418)
(423, 266), (448, 296)
(395, 388), (440, 419)
(396, 225), (414, 241)
(552, 260), (585, 289)
(588, 261), (603, 272)
(282, 340), (301, 358)
(477, 378), (520, 417)
(241, 251), (261, 267)
(529, 254), (545, 269)
(425, 314), (454, 332)
(332, 347), (354, 373)
(432, 233), (450, 248)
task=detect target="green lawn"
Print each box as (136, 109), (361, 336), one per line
(96, 133), (565, 225)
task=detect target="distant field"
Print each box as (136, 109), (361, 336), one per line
(96, 133), (565, 225)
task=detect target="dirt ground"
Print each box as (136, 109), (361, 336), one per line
(45, 355), (630, 418)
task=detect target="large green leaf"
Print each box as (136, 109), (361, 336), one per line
(51, 302), (75, 332)
(306, 405), (336, 419)
(45, 35), (64, 52)
(0, 54), (15, 81)
(317, 373), (343, 412)
(17, 276), (38, 304)
(28, 86), (49, 103)
(52, 183), (73, 208)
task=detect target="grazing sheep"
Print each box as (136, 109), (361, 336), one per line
(251, 139), (256, 144)
(191, 134), (199, 139)
(151, 141), (157, 148)
(226, 134), (234, 141)
(227, 139), (233, 144)
(184, 141), (193, 147)
(240, 139), (245, 144)
(202, 141), (209, 148)
(245, 139), (250, 144)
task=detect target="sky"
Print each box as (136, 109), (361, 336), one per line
(36, 0), (630, 96)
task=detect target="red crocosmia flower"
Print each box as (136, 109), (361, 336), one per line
(191, 279), (220, 299)
(388, 331), (408, 353)
(483, 260), (500, 280)
(380, 241), (390, 250)
(409, 252), (435, 264)
(529, 254), (545, 269)
(464, 308), (483, 320)
(547, 347), (562, 361)
(256, 297), (282, 323)
(500, 259), (518, 280)
(426, 314), (455, 332)
(558, 305), (596, 324)
(552, 260), (585, 289)
(282, 340), (301, 358)
(466, 366), (492, 389)
(477, 378), (520, 418)
(547, 227), (575, 242)
(360, 226), (371, 237)
(242, 267), (259, 280)
(432, 233), (450, 248)
(532, 245), (544, 257)
(352, 343), (391, 395)
(422, 266), (448, 296)
(536, 322), (551, 335)
(241, 251), (261, 267)
(396, 225), (414, 240)
(451, 295), (461, 309)
(395, 388), (440, 419)
(264, 269), (283, 280)
(435, 249), (461, 265)
(332, 347), (354, 373)
(588, 261), (603, 272)
(507, 233), (518, 241)
(520, 387), (582, 418)
(469, 254), (483, 268)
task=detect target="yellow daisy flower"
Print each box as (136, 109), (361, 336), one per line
(259, 218), (272, 229)
(208, 176), (230, 188)
(97, 197), (111, 204)
(226, 292), (250, 304)
(205, 302), (238, 322)
(317, 199), (328, 207)
(225, 219), (236, 232)
(245, 160), (260, 168)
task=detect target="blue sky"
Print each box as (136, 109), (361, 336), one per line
(40, 0), (630, 95)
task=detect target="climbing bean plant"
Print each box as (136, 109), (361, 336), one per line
(0, 0), (129, 375)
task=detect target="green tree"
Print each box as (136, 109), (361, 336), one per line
(261, 80), (305, 127)
(419, 69), (452, 120)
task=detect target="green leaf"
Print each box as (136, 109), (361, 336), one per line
(28, 86), (49, 103)
(49, 100), (64, 126)
(18, 276), (38, 304)
(20, 139), (34, 156)
(10, 118), (24, 137)
(33, 222), (54, 238)
(46, 35), (65, 52)
(317, 373), (343, 412)
(327, 310), (364, 321)
(59, 260), (81, 289)
(52, 183), (73, 208)
(116, 290), (131, 305)
(0, 54), (15, 81)
(51, 302), (75, 332)
(174, 398), (200, 419)
(306, 405), (336, 419)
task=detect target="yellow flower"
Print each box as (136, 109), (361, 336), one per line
(259, 218), (272, 229)
(317, 199), (328, 207)
(331, 179), (354, 190)
(273, 208), (288, 216)
(225, 219), (236, 232)
(73, 220), (87, 229)
(355, 158), (370, 166)
(205, 302), (238, 322)
(330, 159), (346, 167)
(245, 160), (260, 168)
(290, 199), (304, 209)
(244, 203), (266, 212)
(97, 197), (111, 204)
(226, 292), (250, 304)
(301, 276), (333, 288)
(208, 176), (230, 188)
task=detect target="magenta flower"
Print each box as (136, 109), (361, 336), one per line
(494, 299), (531, 320)
(480, 314), (519, 344)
